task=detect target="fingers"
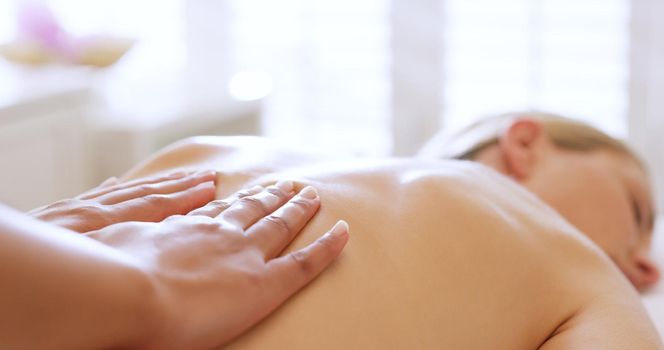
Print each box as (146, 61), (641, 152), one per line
(216, 181), (295, 230)
(108, 181), (216, 223)
(77, 177), (119, 199)
(77, 170), (190, 200)
(99, 176), (120, 188)
(96, 171), (217, 205)
(266, 220), (349, 300)
(246, 186), (321, 259)
(187, 185), (264, 217)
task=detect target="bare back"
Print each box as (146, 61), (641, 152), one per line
(126, 137), (662, 349)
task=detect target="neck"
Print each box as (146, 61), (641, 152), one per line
(472, 146), (510, 176)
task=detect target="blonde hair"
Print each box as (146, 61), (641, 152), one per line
(418, 111), (643, 166)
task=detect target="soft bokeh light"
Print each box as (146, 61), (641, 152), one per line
(229, 72), (273, 101)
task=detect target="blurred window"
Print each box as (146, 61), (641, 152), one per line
(0, 2), (15, 42)
(229, 0), (391, 156)
(442, 0), (629, 137)
(1, 0), (630, 153)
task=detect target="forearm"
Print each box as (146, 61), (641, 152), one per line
(0, 205), (159, 349)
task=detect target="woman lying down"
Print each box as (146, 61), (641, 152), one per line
(120, 112), (660, 349)
(5, 112), (661, 349)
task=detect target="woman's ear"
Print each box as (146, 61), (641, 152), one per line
(498, 118), (547, 181)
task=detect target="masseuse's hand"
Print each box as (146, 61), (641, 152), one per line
(88, 181), (349, 349)
(28, 170), (217, 233)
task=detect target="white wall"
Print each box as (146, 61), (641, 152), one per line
(389, 0), (444, 156)
(629, 0), (664, 215)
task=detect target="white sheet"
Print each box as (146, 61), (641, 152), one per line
(643, 217), (664, 335)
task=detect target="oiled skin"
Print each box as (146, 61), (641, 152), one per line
(125, 136), (661, 349)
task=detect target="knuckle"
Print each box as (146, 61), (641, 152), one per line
(239, 196), (268, 214)
(137, 184), (157, 195)
(242, 268), (267, 288)
(71, 203), (103, 216)
(56, 198), (77, 208)
(307, 235), (338, 264)
(224, 223), (245, 236)
(71, 204), (112, 225)
(286, 198), (311, 213)
(316, 233), (337, 252)
(45, 198), (78, 211)
(235, 189), (255, 198)
(163, 214), (185, 223)
(140, 194), (173, 218)
(265, 186), (286, 198)
(210, 199), (231, 210)
(288, 250), (313, 276)
(193, 218), (225, 233)
(263, 215), (291, 234)
(144, 194), (170, 206)
(192, 217), (243, 235)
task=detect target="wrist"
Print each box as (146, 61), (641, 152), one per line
(121, 264), (172, 350)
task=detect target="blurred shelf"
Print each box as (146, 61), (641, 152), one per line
(0, 62), (92, 121)
(0, 63), (91, 210)
(0, 59), (263, 210)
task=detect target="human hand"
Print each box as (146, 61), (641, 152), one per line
(28, 170), (217, 233)
(87, 181), (349, 350)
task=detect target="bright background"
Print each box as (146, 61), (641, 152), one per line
(0, 0), (662, 213)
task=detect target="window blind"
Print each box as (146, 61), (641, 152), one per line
(229, 0), (391, 156)
(442, 0), (629, 137)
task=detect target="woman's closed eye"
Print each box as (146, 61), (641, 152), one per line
(631, 196), (643, 232)
(631, 194), (656, 239)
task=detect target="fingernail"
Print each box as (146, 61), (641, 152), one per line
(299, 186), (318, 199)
(250, 185), (264, 193)
(275, 180), (294, 193)
(330, 220), (349, 237)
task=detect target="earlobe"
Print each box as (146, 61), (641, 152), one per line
(498, 118), (545, 181)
